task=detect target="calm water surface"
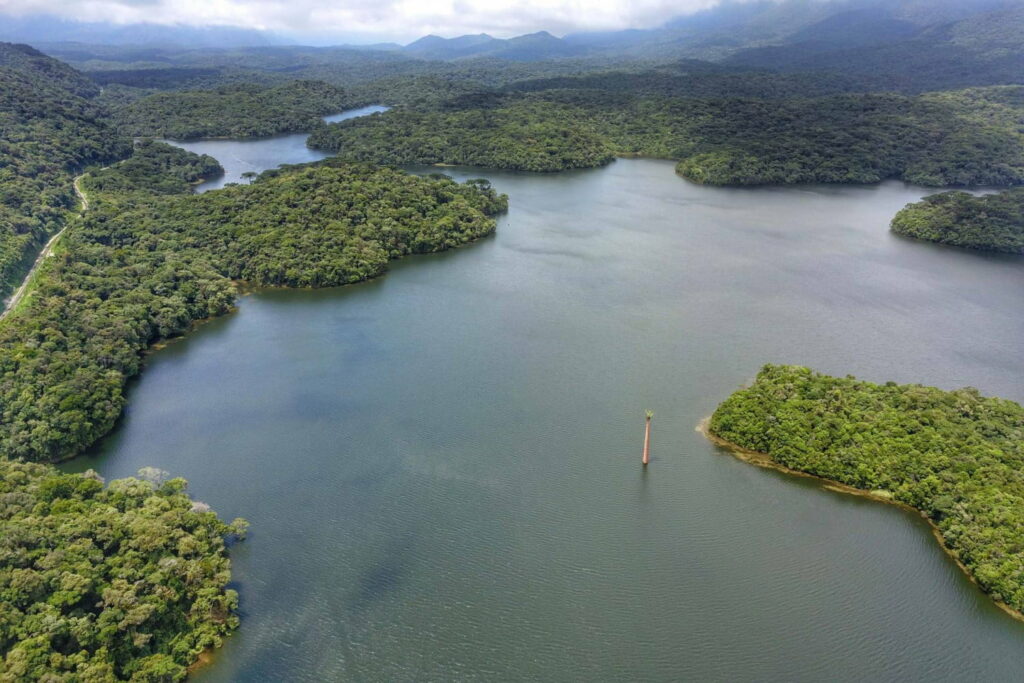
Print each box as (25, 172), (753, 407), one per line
(162, 105), (389, 192)
(67, 142), (1024, 680)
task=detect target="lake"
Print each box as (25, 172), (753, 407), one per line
(66, 127), (1024, 680)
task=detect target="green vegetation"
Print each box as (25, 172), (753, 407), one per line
(113, 80), (355, 139)
(709, 364), (1024, 613)
(0, 460), (247, 681)
(0, 42), (129, 298)
(0, 156), (506, 464)
(0, 45), (252, 681)
(310, 86), (1024, 186)
(86, 141), (223, 195)
(891, 188), (1024, 254)
(309, 101), (615, 172)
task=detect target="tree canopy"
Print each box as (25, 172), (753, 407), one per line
(84, 141), (223, 196)
(710, 364), (1024, 614)
(309, 86), (1024, 187)
(0, 459), (247, 681)
(0, 43), (129, 298)
(113, 81), (356, 139)
(891, 187), (1024, 253)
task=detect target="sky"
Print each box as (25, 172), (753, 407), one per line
(0, 0), (732, 43)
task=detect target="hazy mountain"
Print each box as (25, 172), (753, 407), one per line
(404, 34), (503, 59)
(0, 41), (99, 97)
(0, 14), (279, 48)
(724, 1), (1024, 90)
(402, 31), (585, 61)
(565, 0), (1024, 60)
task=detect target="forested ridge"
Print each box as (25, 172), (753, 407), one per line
(709, 365), (1024, 614)
(309, 101), (616, 172)
(310, 86), (1024, 186)
(0, 42), (129, 299)
(891, 188), (1024, 253)
(112, 80), (356, 139)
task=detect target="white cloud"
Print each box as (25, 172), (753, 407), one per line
(0, 0), (728, 42)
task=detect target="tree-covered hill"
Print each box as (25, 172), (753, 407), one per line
(0, 41), (99, 97)
(0, 43), (129, 300)
(891, 188), (1024, 253)
(85, 141), (223, 195)
(0, 460), (247, 681)
(309, 86), (1024, 186)
(308, 102), (616, 172)
(724, 6), (1024, 94)
(709, 364), (1024, 615)
(112, 80), (356, 139)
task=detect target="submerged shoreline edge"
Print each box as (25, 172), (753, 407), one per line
(696, 417), (1024, 625)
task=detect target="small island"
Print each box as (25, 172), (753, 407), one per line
(707, 364), (1024, 617)
(891, 188), (1024, 254)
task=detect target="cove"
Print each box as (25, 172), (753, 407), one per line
(65, 153), (1024, 680)
(162, 104), (390, 192)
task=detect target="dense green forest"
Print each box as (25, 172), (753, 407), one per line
(891, 188), (1024, 253)
(309, 101), (616, 172)
(112, 80), (356, 139)
(0, 43), (128, 298)
(1, 155), (506, 463)
(0, 460), (247, 681)
(310, 86), (1024, 186)
(85, 141), (223, 195)
(709, 365), (1024, 613)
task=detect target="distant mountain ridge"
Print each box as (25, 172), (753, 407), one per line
(396, 0), (1024, 63)
(0, 41), (99, 97)
(402, 31), (586, 61)
(3, 0), (1024, 72)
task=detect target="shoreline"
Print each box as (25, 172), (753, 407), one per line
(696, 417), (1024, 625)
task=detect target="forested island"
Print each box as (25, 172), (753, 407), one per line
(891, 188), (1024, 253)
(708, 365), (1024, 615)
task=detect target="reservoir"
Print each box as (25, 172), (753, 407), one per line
(67, 130), (1024, 680)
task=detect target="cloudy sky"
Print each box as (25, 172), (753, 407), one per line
(0, 0), (732, 42)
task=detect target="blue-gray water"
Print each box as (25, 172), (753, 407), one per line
(162, 105), (389, 192)
(68, 135), (1024, 680)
